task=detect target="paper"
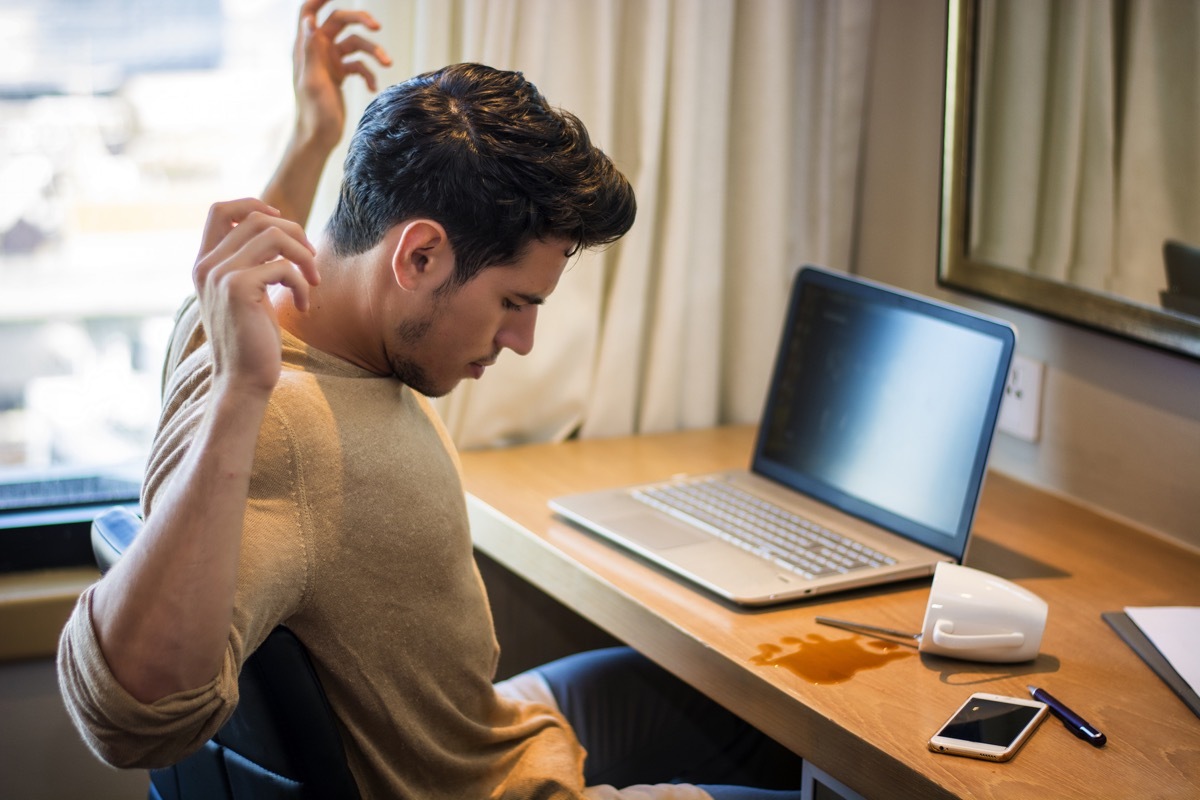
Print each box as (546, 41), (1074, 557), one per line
(1124, 606), (1200, 697)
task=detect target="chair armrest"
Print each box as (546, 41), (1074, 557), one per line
(91, 506), (143, 574)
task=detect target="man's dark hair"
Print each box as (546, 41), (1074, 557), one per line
(327, 63), (636, 285)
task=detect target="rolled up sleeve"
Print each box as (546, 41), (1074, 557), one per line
(56, 585), (240, 769)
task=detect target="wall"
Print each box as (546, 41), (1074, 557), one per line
(0, 657), (149, 799)
(854, 0), (1200, 552)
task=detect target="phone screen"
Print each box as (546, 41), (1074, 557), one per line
(937, 697), (1043, 746)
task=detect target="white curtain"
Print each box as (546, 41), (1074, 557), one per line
(311, 0), (876, 449)
(1115, 0), (1200, 302)
(970, 0), (1200, 307)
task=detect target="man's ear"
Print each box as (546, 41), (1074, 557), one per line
(391, 220), (453, 291)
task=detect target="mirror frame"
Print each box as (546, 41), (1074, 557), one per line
(937, 0), (1200, 360)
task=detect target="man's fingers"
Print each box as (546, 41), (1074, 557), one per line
(299, 0), (334, 23)
(335, 34), (392, 68)
(201, 245), (316, 316)
(197, 208), (313, 278)
(229, 227), (318, 285)
(341, 60), (379, 92)
(233, 257), (316, 314)
(271, 259), (316, 313)
(195, 206), (319, 300)
(320, 8), (381, 37)
(199, 199), (280, 261)
(221, 228), (319, 299)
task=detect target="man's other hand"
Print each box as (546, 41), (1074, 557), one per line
(192, 198), (319, 396)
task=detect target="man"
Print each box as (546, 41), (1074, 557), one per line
(58, 3), (803, 797)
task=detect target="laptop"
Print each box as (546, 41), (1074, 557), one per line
(550, 265), (1016, 606)
(0, 465), (141, 572)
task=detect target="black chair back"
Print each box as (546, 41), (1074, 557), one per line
(91, 507), (360, 800)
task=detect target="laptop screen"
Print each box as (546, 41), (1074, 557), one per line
(752, 267), (1014, 558)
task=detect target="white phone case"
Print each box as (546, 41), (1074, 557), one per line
(928, 692), (1048, 761)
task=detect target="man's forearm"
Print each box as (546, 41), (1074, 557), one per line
(262, 132), (336, 227)
(90, 387), (270, 704)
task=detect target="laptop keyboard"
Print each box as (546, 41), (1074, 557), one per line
(0, 475), (140, 514)
(632, 478), (896, 579)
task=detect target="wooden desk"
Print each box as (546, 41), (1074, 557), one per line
(460, 426), (1200, 800)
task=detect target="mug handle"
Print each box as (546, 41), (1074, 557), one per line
(930, 619), (1025, 650)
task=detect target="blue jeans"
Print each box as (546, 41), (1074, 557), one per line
(534, 647), (806, 799)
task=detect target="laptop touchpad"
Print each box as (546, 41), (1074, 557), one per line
(613, 513), (710, 551)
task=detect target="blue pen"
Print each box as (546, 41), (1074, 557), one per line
(1028, 685), (1107, 747)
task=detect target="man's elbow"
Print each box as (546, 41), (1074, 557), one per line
(56, 591), (237, 772)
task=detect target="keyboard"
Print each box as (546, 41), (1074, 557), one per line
(0, 475), (141, 514)
(632, 478), (896, 579)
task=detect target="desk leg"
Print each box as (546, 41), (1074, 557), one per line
(801, 761), (867, 800)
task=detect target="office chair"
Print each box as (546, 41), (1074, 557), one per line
(91, 507), (361, 800)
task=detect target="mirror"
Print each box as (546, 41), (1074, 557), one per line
(939, 0), (1200, 360)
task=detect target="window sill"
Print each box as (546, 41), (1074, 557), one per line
(0, 567), (97, 662)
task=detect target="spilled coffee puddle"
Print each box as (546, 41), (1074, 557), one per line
(750, 633), (914, 684)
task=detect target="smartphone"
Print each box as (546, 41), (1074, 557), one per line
(928, 692), (1048, 761)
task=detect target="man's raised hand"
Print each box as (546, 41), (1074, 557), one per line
(293, 0), (392, 151)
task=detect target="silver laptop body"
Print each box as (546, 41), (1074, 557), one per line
(550, 265), (1016, 606)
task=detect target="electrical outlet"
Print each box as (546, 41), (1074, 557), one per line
(996, 354), (1044, 442)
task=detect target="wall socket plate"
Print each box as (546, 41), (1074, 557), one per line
(997, 354), (1044, 442)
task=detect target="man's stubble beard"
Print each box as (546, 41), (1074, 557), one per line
(389, 315), (447, 398)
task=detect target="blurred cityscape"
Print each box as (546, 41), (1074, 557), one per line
(0, 0), (294, 473)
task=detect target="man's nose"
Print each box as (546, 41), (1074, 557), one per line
(496, 306), (538, 356)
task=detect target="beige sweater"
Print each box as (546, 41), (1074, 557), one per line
(57, 298), (711, 800)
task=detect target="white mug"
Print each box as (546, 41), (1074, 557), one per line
(919, 563), (1048, 663)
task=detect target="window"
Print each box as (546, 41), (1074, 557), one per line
(0, 0), (295, 475)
